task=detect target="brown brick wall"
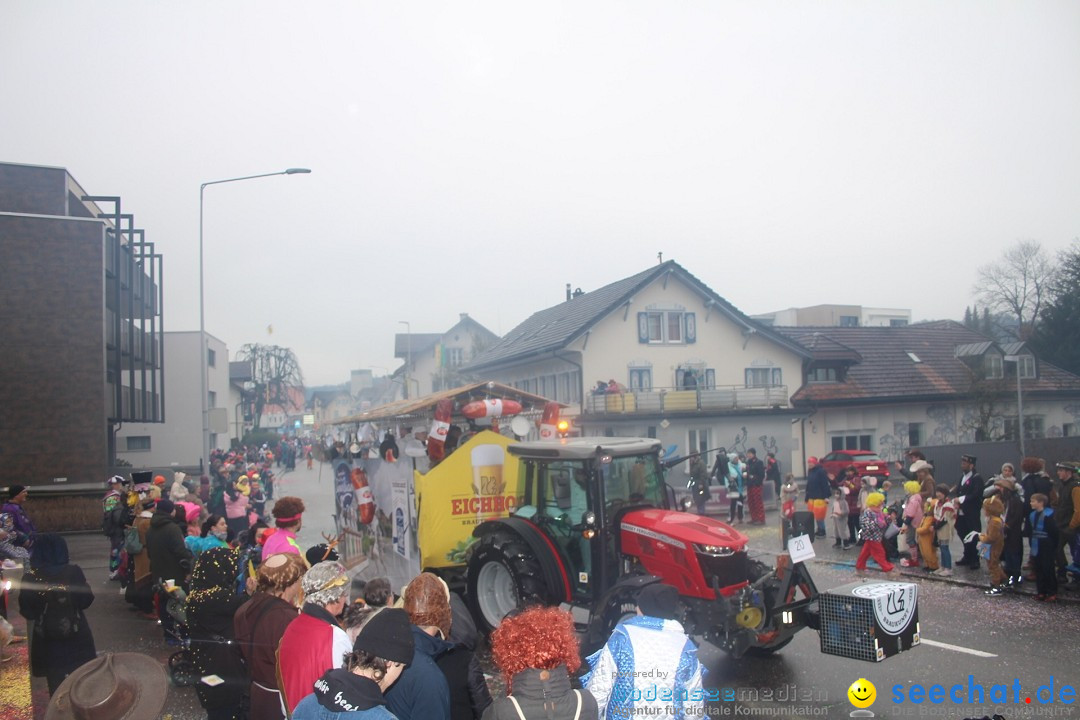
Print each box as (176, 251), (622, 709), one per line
(0, 214), (108, 488)
(0, 164), (67, 216)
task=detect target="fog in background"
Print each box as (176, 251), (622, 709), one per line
(3, 1), (1078, 385)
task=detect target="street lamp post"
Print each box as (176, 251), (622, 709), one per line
(399, 321), (411, 399)
(199, 168), (310, 471)
(1003, 355), (1025, 458)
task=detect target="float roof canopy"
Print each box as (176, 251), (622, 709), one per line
(330, 381), (558, 425)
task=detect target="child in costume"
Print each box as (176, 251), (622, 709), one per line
(0, 513), (30, 565)
(980, 495), (1007, 595)
(855, 492), (894, 572)
(830, 487), (848, 549)
(780, 474), (798, 520)
(932, 485), (957, 577)
(900, 480), (924, 568)
(916, 494), (940, 572)
(1026, 493), (1058, 601)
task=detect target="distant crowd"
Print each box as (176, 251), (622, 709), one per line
(797, 451), (1080, 602)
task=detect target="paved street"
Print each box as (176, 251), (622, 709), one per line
(8, 462), (1080, 719)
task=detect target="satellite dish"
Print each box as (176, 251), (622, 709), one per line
(510, 416), (531, 438)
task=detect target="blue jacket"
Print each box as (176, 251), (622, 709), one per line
(384, 626), (452, 720)
(293, 668), (398, 720)
(805, 466), (832, 502)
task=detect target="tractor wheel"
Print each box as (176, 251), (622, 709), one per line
(466, 530), (549, 633)
(582, 583), (644, 657)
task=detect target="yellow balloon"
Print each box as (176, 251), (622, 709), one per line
(848, 678), (877, 709)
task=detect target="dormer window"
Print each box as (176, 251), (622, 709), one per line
(984, 354), (1003, 379)
(809, 367), (839, 382)
(1017, 354), (1036, 379)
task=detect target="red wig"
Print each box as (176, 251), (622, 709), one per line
(491, 607), (581, 690)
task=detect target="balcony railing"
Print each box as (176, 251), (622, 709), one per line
(583, 385), (789, 415)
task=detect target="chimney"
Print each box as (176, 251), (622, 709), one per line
(459, 313), (469, 321)
(566, 283), (572, 302)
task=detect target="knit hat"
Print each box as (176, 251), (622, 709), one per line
(302, 561), (350, 607)
(155, 499), (175, 515)
(7, 485), (26, 500)
(353, 608), (414, 664)
(636, 583), (679, 620)
(403, 572), (452, 639)
(153, 475), (166, 487)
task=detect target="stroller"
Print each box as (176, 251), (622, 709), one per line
(155, 581), (198, 687)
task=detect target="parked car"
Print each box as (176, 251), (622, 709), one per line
(819, 450), (891, 481)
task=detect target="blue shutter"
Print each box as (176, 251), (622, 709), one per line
(685, 312), (696, 344)
(637, 312), (649, 343)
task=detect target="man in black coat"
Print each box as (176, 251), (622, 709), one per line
(804, 457), (832, 538)
(953, 454), (985, 568)
(145, 499), (193, 642)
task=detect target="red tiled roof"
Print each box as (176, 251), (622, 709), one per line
(780, 321), (1080, 405)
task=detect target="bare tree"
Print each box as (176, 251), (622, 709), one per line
(235, 344), (305, 429)
(972, 240), (1057, 340)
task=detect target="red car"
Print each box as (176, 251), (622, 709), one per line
(820, 450), (891, 481)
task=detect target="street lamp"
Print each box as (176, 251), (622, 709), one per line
(199, 168), (311, 471)
(399, 321), (411, 399)
(1003, 355), (1025, 458)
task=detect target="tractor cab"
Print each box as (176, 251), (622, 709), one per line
(508, 438), (667, 603)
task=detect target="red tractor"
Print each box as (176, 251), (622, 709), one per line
(465, 437), (820, 657)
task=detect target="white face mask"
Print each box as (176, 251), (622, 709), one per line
(211, 528), (228, 541)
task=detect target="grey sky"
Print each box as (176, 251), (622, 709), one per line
(3, 1), (1078, 386)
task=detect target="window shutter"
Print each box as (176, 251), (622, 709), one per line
(685, 312), (696, 343)
(637, 313), (649, 343)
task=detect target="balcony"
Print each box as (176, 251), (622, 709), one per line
(582, 385), (789, 415)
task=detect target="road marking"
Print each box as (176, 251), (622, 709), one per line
(920, 638), (997, 658)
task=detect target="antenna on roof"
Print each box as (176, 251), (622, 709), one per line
(658, 252), (663, 264)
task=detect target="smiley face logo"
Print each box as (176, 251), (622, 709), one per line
(848, 678), (876, 709)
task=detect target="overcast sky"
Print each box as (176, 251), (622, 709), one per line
(3, 1), (1078, 386)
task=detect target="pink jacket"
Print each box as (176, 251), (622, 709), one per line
(224, 492), (249, 520)
(904, 493), (924, 526)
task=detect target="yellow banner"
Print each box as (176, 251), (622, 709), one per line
(414, 430), (523, 569)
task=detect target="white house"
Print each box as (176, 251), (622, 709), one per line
(753, 304), (911, 328)
(780, 322), (1080, 465)
(394, 313), (499, 399)
(464, 261), (813, 475)
(116, 331), (231, 469)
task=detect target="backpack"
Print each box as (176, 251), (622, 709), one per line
(38, 583), (80, 640)
(123, 525), (143, 555)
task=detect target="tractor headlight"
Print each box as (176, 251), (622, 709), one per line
(695, 543), (735, 557)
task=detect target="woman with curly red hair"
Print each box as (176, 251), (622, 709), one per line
(485, 607), (598, 720)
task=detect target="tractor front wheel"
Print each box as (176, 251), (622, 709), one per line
(466, 530), (548, 633)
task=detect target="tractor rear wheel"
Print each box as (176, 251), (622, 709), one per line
(466, 530), (549, 633)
